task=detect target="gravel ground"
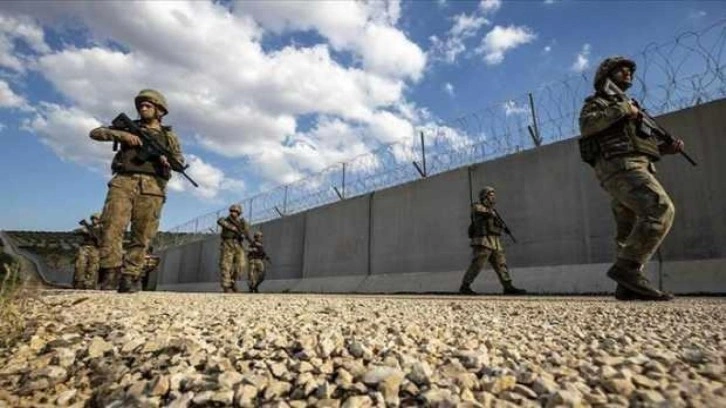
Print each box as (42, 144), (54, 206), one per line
(0, 291), (724, 407)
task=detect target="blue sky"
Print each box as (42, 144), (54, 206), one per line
(0, 0), (723, 231)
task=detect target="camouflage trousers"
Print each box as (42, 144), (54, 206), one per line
(74, 245), (99, 289)
(248, 259), (266, 289)
(219, 239), (246, 289)
(99, 174), (165, 279)
(596, 156), (675, 265)
(461, 245), (512, 287)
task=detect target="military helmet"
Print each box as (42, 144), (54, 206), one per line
(593, 56), (636, 90)
(479, 186), (495, 197)
(91, 213), (102, 220)
(254, 231), (263, 238)
(135, 89), (168, 116)
(229, 204), (242, 213)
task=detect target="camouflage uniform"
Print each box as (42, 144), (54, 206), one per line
(90, 89), (185, 293)
(217, 204), (250, 293)
(460, 187), (526, 295)
(247, 231), (269, 293)
(578, 57), (681, 301)
(73, 214), (102, 289)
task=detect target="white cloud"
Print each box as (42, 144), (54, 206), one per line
(476, 25), (536, 65)
(167, 154), (245, 199)
(543, 45), (552, 53)
(544, 0), (558, 4)
(437, 0), (447, 7)
(0, 14), (50, 73)
(479, 0), (502, 14)
(503, 100), (528, 116)
(1, 0), (425, 198)
(20, 103), (112, 169)
(237, 0), (425, 81)
(444, 82), (455, 96)
(429, 12), (489, 64)
(0, 79), (26, 108)
(571, 43), (591, 72)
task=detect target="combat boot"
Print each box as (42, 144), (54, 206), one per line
(614, 284), (673, 301)
(607, 260), (674, 301)
(459, 284), (477, 295)
(502, 281), (527, 295)
(117, 275), (140, 293)
(223, 287), (234, 293)
(98, 267), (121, 291)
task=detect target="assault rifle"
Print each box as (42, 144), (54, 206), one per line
(492, 209), (517, 244)
(603, 78), (697, 166)
(79, 219), (101, 245)
(229, 218), (253, 245)
(111, 113), (200, 187)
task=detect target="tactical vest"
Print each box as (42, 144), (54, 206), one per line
(220, 217), (243, 240)
(579, 95), (660, 164)
(111, 123), (173, 180)
(248, 242), (265, 260)
(470, 206), (504, 237)
(80, 225), (102, 246)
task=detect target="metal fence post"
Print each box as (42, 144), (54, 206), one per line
(527, 92), (542, 147)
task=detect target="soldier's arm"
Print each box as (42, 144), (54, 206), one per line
(165, 130), (186, 166)
(578, 99), (632, 137)
(89, 126), (129, 142)
(217, 217), (234, 231)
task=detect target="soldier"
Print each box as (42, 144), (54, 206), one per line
(247, 231), (271, 293)
(90, 89), (186, 293)
(139, 246), (160, 292)
(73, 213), (102, 289)
(217, 204), (251, 293)
(578, 57), (684, 301)
(460, 187), (527, 295)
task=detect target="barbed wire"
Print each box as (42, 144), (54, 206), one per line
(156, 19), (726, 250)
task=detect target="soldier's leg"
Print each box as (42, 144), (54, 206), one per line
(490, 251), (526, 295)
(120, 190), (163, 293)
(84, 247), (100, 289)
(73, 247), (88, 289)
(98, 176), (136, 288)
(219, 241), (235, 291)
(235, 246), (247, 293)
(256, 262), (266, 292)
(603, 167), (675, 299)
(460, 246), (492, 293)
(611, 198), (636, 250)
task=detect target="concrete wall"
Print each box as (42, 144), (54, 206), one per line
(156, 98), (726, 294)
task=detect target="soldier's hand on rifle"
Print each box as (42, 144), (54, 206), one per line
(660, 138), (684, 155)
(116, 131), (143, 147)
(625, 100), (640, 118)
(159, 155), (171, 169)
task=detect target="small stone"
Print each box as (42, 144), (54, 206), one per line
(532, 377), (558, 395)
(218, 371), (244, 389)
(341, 395), (373, 408)
(88, 337), (113, 358)
(265, 380), (292, 400)
(315, 398), (341, 408)
(148, 375), (170, 397)
(407, 361), (433, 386)
(422, 388), (455, 407)
(512, 384), (537, 399)
(121, 337), (145, 353)
(35, 365), (67, 385)
(235, 384), (258, 407)
(632, 374), (659, 389)
(482, 375), (516, 395)
(634, 389), (666, 404)
(602, 377), (634, 397)
(167, 392), (194, 408)
(456, 349), (490, 369)
(362, 365), (403, 386)
(546, 390), (582, 407)
(56, 389), (77, 406)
